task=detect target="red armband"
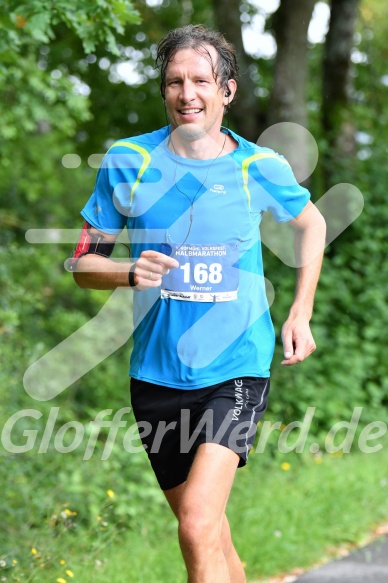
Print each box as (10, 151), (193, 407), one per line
(69, 222), (115, 270)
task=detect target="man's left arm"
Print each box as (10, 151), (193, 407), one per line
(281, 201), (326, 366)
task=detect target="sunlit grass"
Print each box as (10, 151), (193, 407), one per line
(3, 439), (388, 583)
(230, 443), (388, 580)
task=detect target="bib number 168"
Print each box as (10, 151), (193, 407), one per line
(180, 262), (223, 284)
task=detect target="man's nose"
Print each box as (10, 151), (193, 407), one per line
(180, 81), (195, 102)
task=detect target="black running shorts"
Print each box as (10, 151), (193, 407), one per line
(130, 376), (270, 490)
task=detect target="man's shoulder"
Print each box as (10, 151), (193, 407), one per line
(228, 129), (290, 168)
(107, 126), (169, 154)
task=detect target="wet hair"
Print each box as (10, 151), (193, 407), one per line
(155, 24), (238, 101)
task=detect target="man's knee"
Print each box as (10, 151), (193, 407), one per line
(178, 507), (221, 552)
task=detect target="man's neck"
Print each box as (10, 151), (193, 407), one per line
(168, 129), (227, 160)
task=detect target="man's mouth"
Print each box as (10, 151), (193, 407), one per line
(179, 109), (202, 115)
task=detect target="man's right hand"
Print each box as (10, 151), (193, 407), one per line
(130, 250), (179, 290)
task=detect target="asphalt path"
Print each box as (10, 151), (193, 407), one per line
(293, 535), (388, 582)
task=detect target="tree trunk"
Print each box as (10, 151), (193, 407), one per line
(268, 0), (316, 127)
(322, 0), (361, 156)
(266, 0), (316, 183)
(211, 0), (261, 143)
(320, 0), (361, 254)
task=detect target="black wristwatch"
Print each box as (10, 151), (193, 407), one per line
(128, 262), (138, 288)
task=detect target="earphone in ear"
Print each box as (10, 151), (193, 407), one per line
(225, 90), (231, 97)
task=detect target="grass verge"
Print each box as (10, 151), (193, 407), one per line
(2, 438), (388, 582)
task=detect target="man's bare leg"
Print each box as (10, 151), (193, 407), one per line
(220, 512), (247, 583)
(164, 443), (246, 583)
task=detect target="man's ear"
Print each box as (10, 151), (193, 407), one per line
(223, 79), (237, 105)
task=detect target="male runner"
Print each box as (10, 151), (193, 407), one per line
(71, 24), (326, 583)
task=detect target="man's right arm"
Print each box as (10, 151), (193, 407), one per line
(72, 225), (178, 291)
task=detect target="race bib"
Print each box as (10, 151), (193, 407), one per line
(161, 243), (239, 302)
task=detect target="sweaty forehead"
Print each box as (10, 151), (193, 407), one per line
(166, 46), (218, 77)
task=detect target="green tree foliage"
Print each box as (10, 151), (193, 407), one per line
(0, 2), (148, 557)
(1, 0), (141, 54)
(0, 0), (140, 157)
(265, 0), (388, 439)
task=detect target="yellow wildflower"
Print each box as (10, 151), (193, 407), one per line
(66, 569), (74, 577)
(13, 559), (18, 565)
(59, 560), (66, 565)
(56, 578), (67, 583)
(15, 15), (28, 28)
(31, 548), (38, 555)
(64, 509), (72, 516)
(107, 489), (115, 498)
(281, 462), (291, 471)
(97, 515), (102, 521)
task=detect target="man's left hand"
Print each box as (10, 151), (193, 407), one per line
(281, 316), (316, 366)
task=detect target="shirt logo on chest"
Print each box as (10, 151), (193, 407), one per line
(210, 184), (227, 195)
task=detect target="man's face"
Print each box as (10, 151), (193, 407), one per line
(164, 45), (229, 142)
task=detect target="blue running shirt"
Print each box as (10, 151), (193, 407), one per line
(81, 126), (310, 389)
